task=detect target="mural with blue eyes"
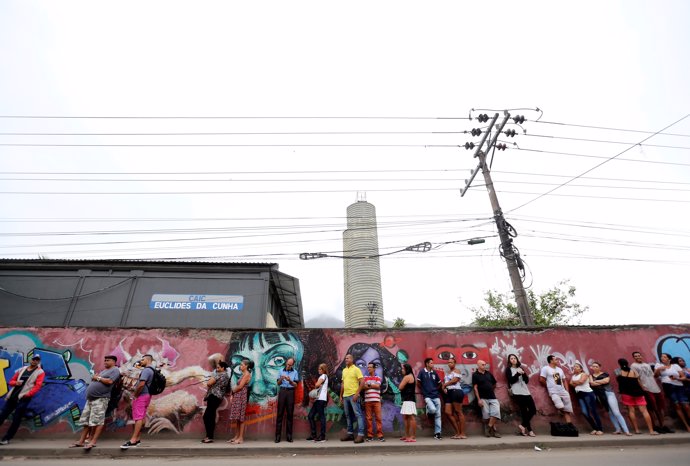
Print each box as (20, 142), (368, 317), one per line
(226, 332), (305, 405)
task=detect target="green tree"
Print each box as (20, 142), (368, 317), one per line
(392, 317), (406, 328)
(470, 280), (588, 327)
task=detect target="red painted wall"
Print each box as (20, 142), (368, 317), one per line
(0, 325), (688, 438)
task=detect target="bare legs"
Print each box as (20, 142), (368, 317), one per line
(627, 405), (657, 434)
(444, 402), (466, 439)
(227, 420), (247, 444)
(672, 403), (690, 432)
(402, 414), (416, 441)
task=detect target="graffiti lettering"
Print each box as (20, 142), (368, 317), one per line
(0, 357), (9, 396)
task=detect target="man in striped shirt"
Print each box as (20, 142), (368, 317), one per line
(363, 362), (385, 441)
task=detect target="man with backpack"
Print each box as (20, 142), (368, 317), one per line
(72, 355), (120, 450)
(121, 354), (158, 450)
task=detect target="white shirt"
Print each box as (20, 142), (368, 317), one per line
(317, 374), (329, 401)
(540, 365), (568, 394)
(571, 372), (593, 393)
(509, 367), (531, 396)
(631, 362), (661, 393)
(655, 363), (683, 387)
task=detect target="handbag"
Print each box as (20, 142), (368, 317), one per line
(309, 388), (319, 399)
(550, 422), (579, 437)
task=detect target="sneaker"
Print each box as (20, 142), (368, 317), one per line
(0, 440), (8, 446)
(341, 433), (354, 442)
(365, 437), (373, 442)
(661, 426), (675, 434)
(378, 437), (386, 442)
(316, 436), (326, 442)
(120, 440), (140, 450)
(354, 435), (365, 444)
(306, 435), (316, 441)
(434, 433), (442, 440)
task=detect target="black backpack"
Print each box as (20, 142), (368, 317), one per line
(550, 421), (579, 437)
(147, 367), (167, 396)
(106, 376), (124, 417)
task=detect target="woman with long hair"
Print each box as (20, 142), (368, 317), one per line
(442, 357), (466, 439)
(589, 361), (630, 435)
(202, 361), (230, 443)
(570, 362), (603, 435)
(227, 359), (254, 444)
(655, 353), (690, 432)
(307, 363), (329, 442)
(504, 353), (536, 437)
(399, 363), (417, 443)
(616, 358), (657, 435)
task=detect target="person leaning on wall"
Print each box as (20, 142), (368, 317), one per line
(0, 354), (45, 445)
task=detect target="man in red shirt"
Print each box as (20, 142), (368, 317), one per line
(363, 362), (385, 441)
(0, 354), (45, 445)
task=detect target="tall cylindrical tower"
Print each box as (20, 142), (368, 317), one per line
(343, 200), (384, 328)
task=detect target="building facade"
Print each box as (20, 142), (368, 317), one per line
(0, 259), (303, 329)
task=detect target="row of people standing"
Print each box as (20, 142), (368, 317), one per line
(515, 350), (690, 438)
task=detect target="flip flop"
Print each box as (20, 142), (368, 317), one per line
(69, 443), (84, 448)
(84, 444), (96, 451)
(201, 439), (214, 444)
(404, 438), (416, 443)
(518, 425), (527, 436)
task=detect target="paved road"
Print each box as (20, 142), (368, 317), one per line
(2, 445), (688, 465)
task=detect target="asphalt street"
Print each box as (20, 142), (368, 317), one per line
(2, 445), (688, 466)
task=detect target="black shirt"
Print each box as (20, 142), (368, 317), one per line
(472, 370), (497, 400)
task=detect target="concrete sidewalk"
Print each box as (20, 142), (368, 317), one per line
(1, 432), (689, 459)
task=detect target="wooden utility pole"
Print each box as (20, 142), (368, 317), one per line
(462, 111), (535, 326)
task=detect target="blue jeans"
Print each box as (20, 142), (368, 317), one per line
(424, 397), (442, 434)
(343, 395), (365, 436)
(0, 396), (31, 442)
(576, 391), (603, 431)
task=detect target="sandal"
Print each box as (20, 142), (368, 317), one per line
(69, 443), (85, 448)
(404, 438), (416, 443)
(518, 425), (527, 436)
(201, 438), (214, 443)
(84, 444), (96, 451)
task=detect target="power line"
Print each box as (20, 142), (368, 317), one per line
(0, 130), (465, 136)
(507, 113), (690, 213)
(496, 190), (690, 203)
(0, 143), (460, 148)
(523, 133), (690, 150)
(534, 119), (690, 138)
(0, 115), (469, 120)
(514, 147), (690, 167)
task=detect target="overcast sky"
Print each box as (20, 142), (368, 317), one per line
(1, 1), (689, 327)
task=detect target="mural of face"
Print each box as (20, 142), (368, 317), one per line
(227, 332), (304, 404)
(355, 347), (384, 381)
(333, 343), (402, 403)
(427, 343), (491, 386)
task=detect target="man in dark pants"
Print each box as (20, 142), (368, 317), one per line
(0, 354), (45, 445)
(275, 357), (299, 443)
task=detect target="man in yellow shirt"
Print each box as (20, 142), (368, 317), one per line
(339, 354), (365, 443)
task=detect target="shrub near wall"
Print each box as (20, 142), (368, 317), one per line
(0, 325), (688, 438)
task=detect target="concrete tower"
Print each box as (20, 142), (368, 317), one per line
(343, 197), (384, 328)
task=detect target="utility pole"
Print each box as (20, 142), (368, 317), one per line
(462, 111), (535, 326)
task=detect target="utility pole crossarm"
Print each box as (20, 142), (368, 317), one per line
(465, 110), (535, 326)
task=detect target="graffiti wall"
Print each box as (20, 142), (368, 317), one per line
(0, 325), (688, 439)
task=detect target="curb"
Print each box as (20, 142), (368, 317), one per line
(1, 434), (689, 459)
